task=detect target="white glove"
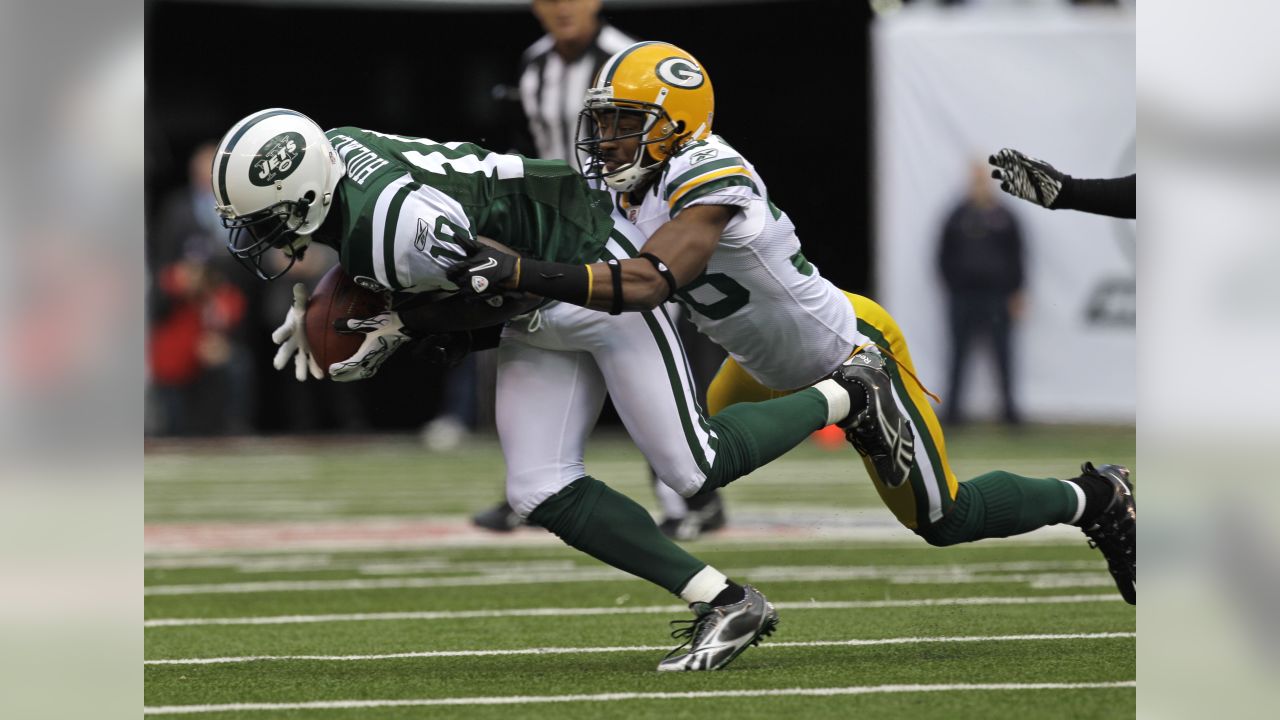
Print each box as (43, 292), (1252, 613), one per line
(328, 311), (412, 383)
(271, 282), (323, 382)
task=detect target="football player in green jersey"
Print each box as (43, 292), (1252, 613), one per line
(214, 107), (906, 669)
(449, 42), (1136, 605)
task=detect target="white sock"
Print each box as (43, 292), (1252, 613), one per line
(1062, 479), (1087, 525)
(813, 379), (852, 425)
(680, 565), (729, 605)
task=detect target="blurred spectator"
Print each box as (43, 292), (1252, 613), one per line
(938, 160), (1026, 426)
(146, 143), (254, 435)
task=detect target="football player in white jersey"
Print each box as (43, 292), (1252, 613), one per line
(449, 41), (1136, 605)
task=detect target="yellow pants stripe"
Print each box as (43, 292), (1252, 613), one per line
(703, 292), (957, 530)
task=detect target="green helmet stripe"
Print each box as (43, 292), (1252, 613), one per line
(601, 41), (661, 87)
(215, 109), (300, 207)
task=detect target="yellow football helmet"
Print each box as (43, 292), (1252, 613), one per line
(576, 41), (715, 192)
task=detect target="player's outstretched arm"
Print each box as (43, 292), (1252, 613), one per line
(989, 148), (1136, 219)
(446, 204), (731, 314)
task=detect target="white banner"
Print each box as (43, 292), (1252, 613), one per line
(873, 7), (1135, 422)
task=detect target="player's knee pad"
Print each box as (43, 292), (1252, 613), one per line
(525, 476), (606, 544)
(505, 469), (578, 519)
(646, 455), (707, 499)
(660, 469), (707, 499)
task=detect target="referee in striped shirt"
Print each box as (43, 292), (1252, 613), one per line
(518, 0), (634, 166)
(473, 2), (633, 534)
(473, 1), (729, 540)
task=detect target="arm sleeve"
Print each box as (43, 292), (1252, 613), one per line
(1053, 174), (1136, 219)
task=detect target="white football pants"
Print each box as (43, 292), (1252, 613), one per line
(497, 301), (718, 519)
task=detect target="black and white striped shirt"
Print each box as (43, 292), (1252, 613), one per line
(518, 24), (634, 167)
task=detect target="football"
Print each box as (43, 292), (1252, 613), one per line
(305, 265), (388, 378)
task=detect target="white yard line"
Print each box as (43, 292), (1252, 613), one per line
(143, 681), (1136, 714)
(143, 533), (1083, 565)
(146, 554), (1096, 573)
(143, 562), (1112, 596)
(144, 517), (1084, 553)
(145, 593), (1122, 628)
(145, 631), (1136, 665)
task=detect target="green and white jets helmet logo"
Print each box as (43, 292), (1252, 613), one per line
(250, 131), (306, 187)
(655, 57), (704, 89)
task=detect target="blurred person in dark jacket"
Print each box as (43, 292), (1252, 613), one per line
(147, 143), (254, 435)
(938, 161), (1026, 427)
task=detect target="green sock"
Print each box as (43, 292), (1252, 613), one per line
(700, 387), (830, 493)
(527, 476), (706, 595)
(918, 471), (1078, 546)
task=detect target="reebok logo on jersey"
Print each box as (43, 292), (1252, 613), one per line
(415, 218), (430, 251)
(250, 131), (306, 187)
(690, 148), (719, 165)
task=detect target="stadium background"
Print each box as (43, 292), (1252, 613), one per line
(144, 0), (872, 433)
(145, 0), (1133, 434)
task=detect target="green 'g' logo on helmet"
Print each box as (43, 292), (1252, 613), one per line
(655, 57), (704, 89)
(250, 131), (307, 187)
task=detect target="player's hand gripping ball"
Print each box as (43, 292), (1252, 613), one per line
(303, 265), (391, 380)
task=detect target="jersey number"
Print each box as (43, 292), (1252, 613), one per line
(675, 273), (750, 320)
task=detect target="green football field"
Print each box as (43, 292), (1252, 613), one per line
(144, 425), (1136, 718)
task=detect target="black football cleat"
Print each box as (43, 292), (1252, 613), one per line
(1080, 462), (1136, 605)
(471, 500), (524, 533)
(659, 492), (727, 541)
(829, 347), (916, 489)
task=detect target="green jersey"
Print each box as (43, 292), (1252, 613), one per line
(323, 127), (616, 292)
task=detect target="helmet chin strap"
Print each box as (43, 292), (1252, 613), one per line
(604, 121), (667, 193)
(604, 160), (657, 193)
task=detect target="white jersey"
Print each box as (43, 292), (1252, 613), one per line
(614, 135), (858, 390)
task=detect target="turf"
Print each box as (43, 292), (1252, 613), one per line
(145, 424), (1135, 718)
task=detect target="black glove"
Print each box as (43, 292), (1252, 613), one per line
(989, 148), (1067, 209)
(410, 324), (505, 367)
(411, 332), (474, 368)
(445, 234), (519, 297)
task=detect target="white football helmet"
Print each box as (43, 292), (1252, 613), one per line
(212, 108), (345, 280)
